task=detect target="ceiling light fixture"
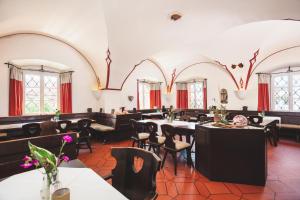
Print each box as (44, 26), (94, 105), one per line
(170, 12), (182, 21)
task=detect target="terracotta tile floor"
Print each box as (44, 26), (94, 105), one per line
(78, 139), (300, 200)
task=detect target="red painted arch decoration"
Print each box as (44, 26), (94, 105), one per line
(103, 58), (168, 91)
(250, 45), (300, 76)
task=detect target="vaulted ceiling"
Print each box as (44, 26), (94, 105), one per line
(1, 0), (300, 88)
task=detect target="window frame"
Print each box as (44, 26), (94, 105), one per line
(138, 81), (150, 110)
(188, 81), (204, 109)
(23, 71), (60, 115)
(271, 71), (300, 112)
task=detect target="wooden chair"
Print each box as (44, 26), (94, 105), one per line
(145, 122), (165, 156)
(130, 119), (149, 149)
(40, 121), (57, 135)
(77, 119), (92, 155)
(248, 115), (263, 126)
(57, 120), (72, 133)
(22, 123), (41, 137)
(161, 124), (192, 175)
(197, 113), (208, 122)
(104, 147), (161, 200)
(265, 120), (279, 146)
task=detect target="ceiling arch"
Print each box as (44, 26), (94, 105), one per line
(0, 32), (101, 87)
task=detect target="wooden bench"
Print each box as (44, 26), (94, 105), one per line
(0, 132), (78, 179)
(277, 123), (300, 142)
(92, 113), (142, 143)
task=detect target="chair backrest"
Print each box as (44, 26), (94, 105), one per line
(129, 119), (144, 136)
(57, 120), (72, 133)
(248, 115), (263, 125)
(111, 147), (161, 200)
(77, 119), (92, 137)
(144, 122), (158, 143)
(22, 123), (41, 137)
(161, 124), (176, 149)
(40, 121), (57, 135)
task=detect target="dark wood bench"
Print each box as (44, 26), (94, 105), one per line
(92, 113), (142, 142)
(0, 132), (78, 179)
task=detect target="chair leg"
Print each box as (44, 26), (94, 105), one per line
(186, 148), (193, 167)
(157, 146), (161, 156)
(161, 151), (168, 168)
(87, 141), (92, 153)
(172, 153), (177, 175)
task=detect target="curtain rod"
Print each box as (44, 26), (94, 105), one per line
(175, 78), (205, 84)
(256, 66), (300, 75)
(137, 79), (162, 84)
(5, 62), (74, 74)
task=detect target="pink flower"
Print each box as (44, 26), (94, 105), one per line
(61, 155), (70, 162)
(23, 155), (32, 162)
(62, 135), (73, 143)
(20, 162), (33, 169)
(32, 159), (39, 167)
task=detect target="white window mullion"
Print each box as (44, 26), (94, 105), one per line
(40, 74), (44, 114)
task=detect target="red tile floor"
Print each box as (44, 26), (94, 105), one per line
(78, 139), (300, 200)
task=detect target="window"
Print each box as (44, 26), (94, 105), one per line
(272, 72), (300, 111)
(139, 82), (150, 109)
(24, 72), (59, 114)
(188, 82), (204, 109)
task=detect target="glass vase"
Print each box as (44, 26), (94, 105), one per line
(40, 173), (50, 200)
(50, 170), (62, 196)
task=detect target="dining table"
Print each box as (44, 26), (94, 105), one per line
(0, 167), (127, 200)
(139, 119), (197, 144)
(0, 118), (94, 131)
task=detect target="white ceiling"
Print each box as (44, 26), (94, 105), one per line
(1, 0), (300, 87)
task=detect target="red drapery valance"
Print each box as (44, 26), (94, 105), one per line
(9, 67), (23, 116)
(257, 74), (270, 111)
(60, 73), (72, 113)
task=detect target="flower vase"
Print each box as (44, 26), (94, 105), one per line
(40, 173), (50, 200)
(41, 170), (61, 200)
(50, 170), (62, 197)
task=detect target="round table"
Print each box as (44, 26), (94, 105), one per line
(0, 167), (127, 200)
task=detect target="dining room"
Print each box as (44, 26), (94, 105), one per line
(1, 0), (300, 200)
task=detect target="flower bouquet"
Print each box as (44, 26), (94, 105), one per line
(167, 107), (175, 123)
(21, 134), (73, 200)
(209, 104), (228, 123)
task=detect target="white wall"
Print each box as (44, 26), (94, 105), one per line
(98, 47), (300, 111)
(0, 34), (101, 116)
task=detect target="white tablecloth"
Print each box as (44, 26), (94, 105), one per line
(0, 118), (93, 130)
(261, 116), (281, 126)
(139, 119), (196, 135)
(0, 167), (127, 200)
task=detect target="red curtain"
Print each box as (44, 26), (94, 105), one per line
(9, 67), (23, 116)
(150, 83), (161, 109)
(257, 74), (270, 111)
(176, 83), (188, 109)
(203, 79), (207, 111)
(60, 73), (72, 113)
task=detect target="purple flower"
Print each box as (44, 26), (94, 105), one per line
(23, 155), (32, 162)
(61, 155), (70, 162)
(20, 162), (33, 169)
(62, 135), (73, 143)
